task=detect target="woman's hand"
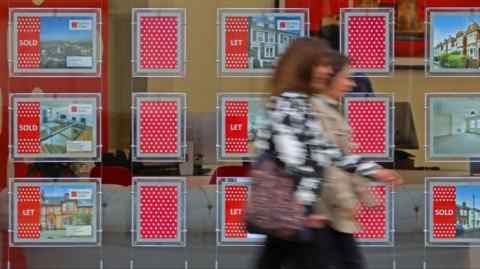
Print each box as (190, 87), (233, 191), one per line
(304, 214), (329, 228)
(369, 169), (403, 186)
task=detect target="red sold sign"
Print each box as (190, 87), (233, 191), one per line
(432, 186), (456, 239)
(17, 102), (41, 154)
(17, 16), (41, 69)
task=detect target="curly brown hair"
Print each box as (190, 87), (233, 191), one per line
(272, 37), (341, 96)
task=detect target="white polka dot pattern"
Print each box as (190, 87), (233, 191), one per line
(224, 185), (248, 239)
(347, 100), (386, 154)
(354, 185), (386, 239)
(17, 186), (41, 239)
(432, 186), (456, 239)
(347, 15), (386, 69)
(17, 16), (41, 69)
(225, 101), (249, 153)
(140, 16), (178, 69)
(139, 100), (178, 154)
(139, 186), (178, 239)
(225, 16), (249, 69)
(17, 102), (41, 154)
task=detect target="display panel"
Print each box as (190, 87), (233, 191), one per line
(9, 178), (101, 247)
(132, 93), (186, 162)
(132, 8), (186, 77)
(342, 93), (394, 161)
(9, 8), (101, 77)
(218, 8), (308, 76)
(10, 93), (101, 162)
(426, 177), (480, 247)
(354, 182), (394, 246)
(217, 177), (265, 246)
(425, 93), (480, 161)
(340, 8), (394, 76)
(132, 177), (187, 247)
(217, 93), (268, 161)
(426, 8), (480, 76)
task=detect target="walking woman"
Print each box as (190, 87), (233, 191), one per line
(253, 37), (401, 269)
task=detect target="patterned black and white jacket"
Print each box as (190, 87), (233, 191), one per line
(254, 91), (381, 211)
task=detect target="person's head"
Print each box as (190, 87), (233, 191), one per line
(323, 54), (356, 100)
(272, 37), (336, 96)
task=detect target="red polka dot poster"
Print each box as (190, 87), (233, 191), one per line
(220, 9), (307, 75)
(340, 8), (393, 75)
(343, 95), (393, 161)
(133, 9), (185, 76)
(133, 177), (186, 246)
(133, 93), (186, 162)
(354, 184), (390, 244)
(428, 178), (480, 246)
(139, 186), (179, 240)
(139, 101), (178, 154)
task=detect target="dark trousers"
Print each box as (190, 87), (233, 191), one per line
(328, 229), (366, 269)
(255, 228), (336, 269)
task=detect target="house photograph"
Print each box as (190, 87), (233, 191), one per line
(38, 184), (95, 240)
(431, 12), (480, 72)
(429, 96), (480, 158)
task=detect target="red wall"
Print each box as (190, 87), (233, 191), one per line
(0, 0), (109, 188)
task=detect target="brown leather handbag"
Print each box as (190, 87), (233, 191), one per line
(245, 152), (307, 240)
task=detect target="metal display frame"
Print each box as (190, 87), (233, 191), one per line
(425, 8), (480, 77)
(342, 93), (395, 162)
(8, 177), (102, 247)
(9, 93), (102, 163)
(131, 8), (187, 77)
(131, 177), (187, 247)
(339, 8), (395, 76)
(217, 8), (309, 77)
(8, 8), (102, 77)
(216, 177), (265, 247)
(216, 92), (268, 162)
(425, 177), (480, 247)
(425, 92), (480, 162)
(356, 182), (395, 247)
(131, 92), (187, 162)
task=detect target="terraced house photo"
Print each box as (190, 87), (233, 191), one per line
(430, 10), (480, 73)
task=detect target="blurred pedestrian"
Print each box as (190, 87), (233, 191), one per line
(310, 47), (402, 269)
(252, 37), (402, 269)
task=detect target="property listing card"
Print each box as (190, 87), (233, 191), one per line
(11, 8), (100, 76)
(218, 94), (268, 161)
(427, 178), (480, 246)
(12, 180), (99, 246)
(11, 94), (100, 161)
(220, 9), (307, 75)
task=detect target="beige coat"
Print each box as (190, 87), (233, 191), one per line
(311, 95), (376, 234)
